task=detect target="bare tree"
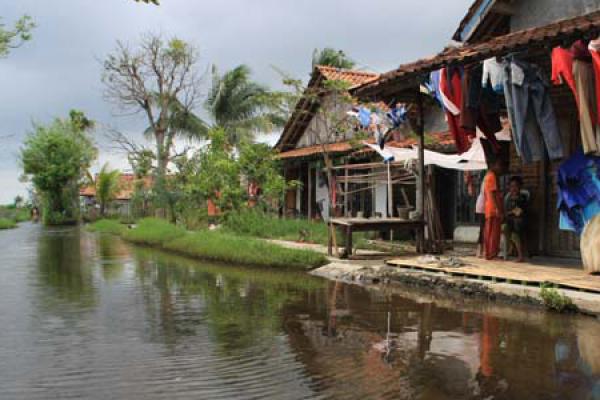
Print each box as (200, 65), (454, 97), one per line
(102, 33), (204, 188)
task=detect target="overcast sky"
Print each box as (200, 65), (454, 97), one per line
(0, 0), (472, 204)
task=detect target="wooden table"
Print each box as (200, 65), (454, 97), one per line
(328, 218), (425, 259)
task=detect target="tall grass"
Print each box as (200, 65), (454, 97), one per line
(223, 211), (331, 244)
(165, 231), (329, 270)
(87, 219), (127, 235)
(0, 218), (17, 230)
(122, 218), (186, 247)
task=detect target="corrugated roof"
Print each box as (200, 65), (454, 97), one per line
(355, 10), (600, 99)
(274, 65), (380, 151)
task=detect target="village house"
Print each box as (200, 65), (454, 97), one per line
(80, 174), (153, 218)
(275, 65), (455, 239)
(352, 0), (600, 263)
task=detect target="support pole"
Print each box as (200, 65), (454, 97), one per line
(387, 161), (393, 218)
(307, 163), (312, 220)
(416, 93), (426, 253)
(344, 165), (349, 217)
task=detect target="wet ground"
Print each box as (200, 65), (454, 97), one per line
(1, 223), (600, 399)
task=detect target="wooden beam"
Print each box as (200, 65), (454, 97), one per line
(416, 93), (426, 253)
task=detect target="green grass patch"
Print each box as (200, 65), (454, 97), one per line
(540, 283), (578, 313)
(87, 219), (127, 235)
(0, 218), (17, 230)
(165, 230), (329, 270)
(122, 218), (186, 247)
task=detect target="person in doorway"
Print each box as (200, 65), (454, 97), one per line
(483, 160), (504, 260)
(503, 176), (529, 262)
(475, 178), (486, 258)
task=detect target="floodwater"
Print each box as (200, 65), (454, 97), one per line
(2, 224), (600, 400)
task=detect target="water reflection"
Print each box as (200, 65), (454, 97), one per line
(1, 225), (600, 399)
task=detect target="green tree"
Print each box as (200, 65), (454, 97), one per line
(238, 142), (292, 210)
(196, 128), (243, 213)
(94, 164), (121, 217)
(20, 112), (97, 225)
(206, 64), (282, 147)
(0, 15), (35, 58)
(312, 48), (355, 69)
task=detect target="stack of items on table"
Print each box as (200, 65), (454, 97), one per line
(422, 39), (600, 236)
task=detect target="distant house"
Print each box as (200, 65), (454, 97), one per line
(80, 174), (153, 217)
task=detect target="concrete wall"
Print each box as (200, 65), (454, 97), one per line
(511, 0), (600, 31)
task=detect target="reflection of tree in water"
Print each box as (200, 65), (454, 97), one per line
(132, 249), (325, 355)
(34, 226), (97, 310)
(96, 234), (128, 282)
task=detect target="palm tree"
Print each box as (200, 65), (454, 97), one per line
(95, 164), (121, 217)
(205, 64), (281, 147)
(312, 48), (356, 69)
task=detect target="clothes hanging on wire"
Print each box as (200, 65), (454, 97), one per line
(557, 150), (600, 235)
(482, 58), (505, 94)
(461, 64), (502, 152)
(427, 69), (444, 107)
(502, 56), (564, 164)
(440, 66), (474, 154)
(386, 105), (408, 129)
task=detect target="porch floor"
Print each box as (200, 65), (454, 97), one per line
(385, 256), (600, 294)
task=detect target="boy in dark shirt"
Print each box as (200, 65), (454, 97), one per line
(503, 176), (528, 262)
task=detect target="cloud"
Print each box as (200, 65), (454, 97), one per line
(0, 0), (473, 203)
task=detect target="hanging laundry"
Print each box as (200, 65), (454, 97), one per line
(502, 57), (564, 164)
(551, 46), (578, 101)
(460, 64), (502, 152)
(386, 104), (408, 129)
(440, 66), (474, 154)
(426, 70), (444, 107)
(553, 41), (600, 156)
(482, 58), (505, 94)
(557, 150), (600, 235)
(358, 107), (372, 129)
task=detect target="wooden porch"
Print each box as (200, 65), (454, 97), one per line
(385, 256), (600, 294)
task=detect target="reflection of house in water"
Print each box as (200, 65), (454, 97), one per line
(283, 282), (600, 399)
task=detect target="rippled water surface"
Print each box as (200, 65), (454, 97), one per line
(2, 224), (600, 399)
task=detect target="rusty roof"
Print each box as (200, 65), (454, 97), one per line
(355, 10), (600, 100)
(277, 131), (455, 160)
(274, 66), (380, 152)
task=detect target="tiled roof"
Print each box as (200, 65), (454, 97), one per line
(80, 174), (153, 201)
(355, 10), (600, 99)
(277, 131), (455, 160)
(274, 66), (380, 151)
(315, 65), (380, 89)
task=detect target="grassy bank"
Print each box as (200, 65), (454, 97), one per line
(89, 218), (329, 270)
(223, 211), (376, 250)
(87, 219), (127, 235)
(0, 218), (17, 230)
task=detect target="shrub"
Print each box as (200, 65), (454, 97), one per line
(540, 283), (578, 313)
(87, 219), (127, 235)
(122, 218), (186, 247)
(165, 230), (329, 270)
(0, 218), (17, 230)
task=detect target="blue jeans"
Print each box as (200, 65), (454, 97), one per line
(504, 58), (564, 163)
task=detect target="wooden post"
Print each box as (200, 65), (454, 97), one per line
(344, 165), (349, 217)
(416, 93), (426, 253)
(307, 163), (312, 220)
(387, 162), (393, 218)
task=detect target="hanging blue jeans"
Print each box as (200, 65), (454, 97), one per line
(504, 57), (564, 163)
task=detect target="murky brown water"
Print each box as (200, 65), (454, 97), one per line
(1, 224), (600, 399)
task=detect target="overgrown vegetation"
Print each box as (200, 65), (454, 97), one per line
(540, 283), (578, 313)
(165, 231), (328, 269)
(121, 218), (186, 247)
(0, 218), (17, 230)
(90, 217), (328, 269)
